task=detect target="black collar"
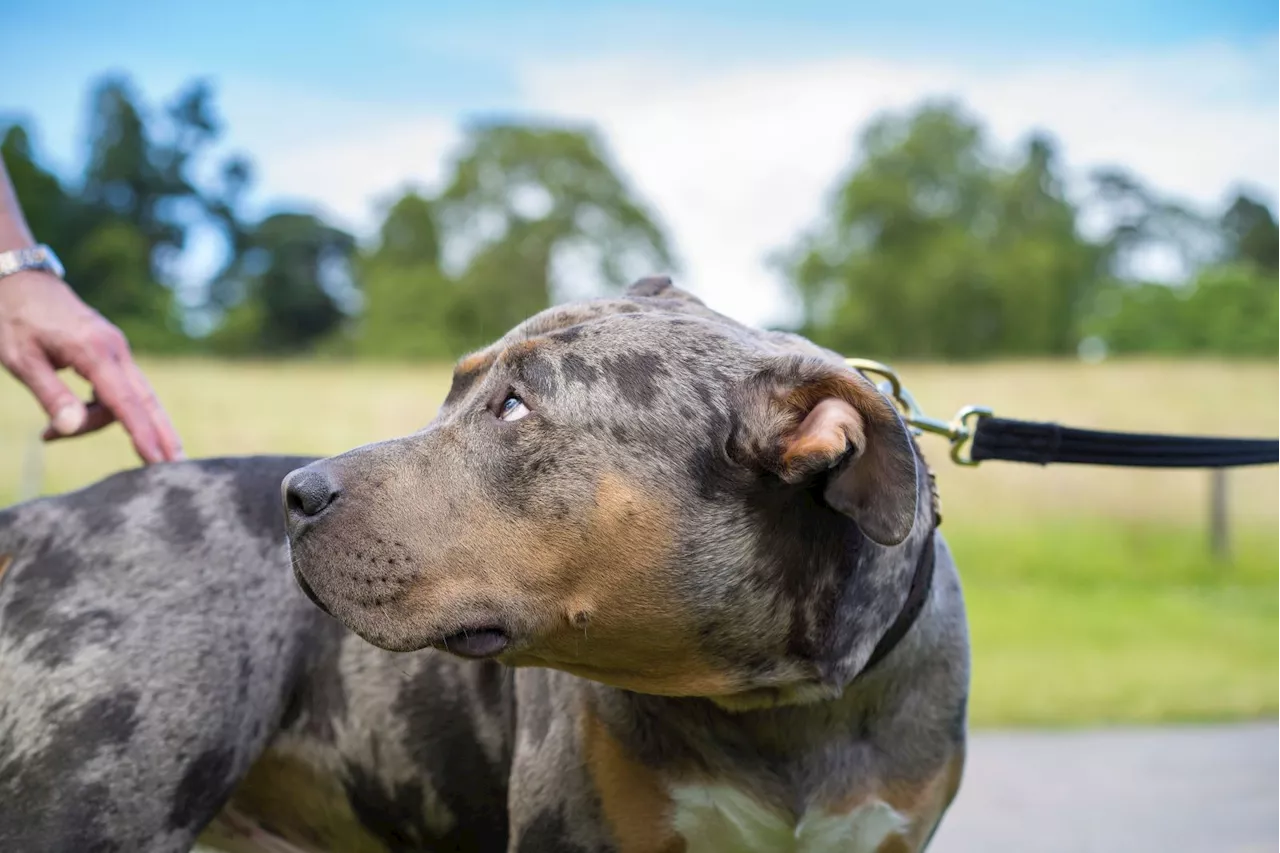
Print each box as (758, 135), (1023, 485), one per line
(855, 526), (937, 680)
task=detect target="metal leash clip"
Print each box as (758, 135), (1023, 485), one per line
(845, 358), (991, 466)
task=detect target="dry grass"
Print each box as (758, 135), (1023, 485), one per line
(902, 359), (1279, 527)
(2, 357), (1275, 525)
(0, 359), (456, 505)
(1, 357), (1276, 726)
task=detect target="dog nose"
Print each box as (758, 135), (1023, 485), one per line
(284, 466), (339, 521)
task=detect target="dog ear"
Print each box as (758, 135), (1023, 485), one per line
(625, 275), (705, 306)
(733, 357), (919, 546)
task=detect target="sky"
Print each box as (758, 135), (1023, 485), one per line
(2, 0), (1277, 327)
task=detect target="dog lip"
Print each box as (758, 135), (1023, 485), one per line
(292, 569), (333, 617)
(433, 627), (509, 659)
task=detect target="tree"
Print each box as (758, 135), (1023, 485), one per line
(1079, 184), (1277, 358)
(988, 135), (1102, 354)
(354, 124), (677, 358)
(5, 106), (193, 352)
(447, 218), (560, 351)
(3, 75), (252, 352)
(1085, 167), (1218, 281)
(1086, 263), (1277, 357)
(1, 125), (75, 250)
(1220, 193), (1278, 275)
(355, 192), (459, 359)
(81, 77), (223, 282)
(209, 212), (356, 355)
(14, 72), (1274, 361)
(433, 122), (675, 348)
(781, 102), (1099, 359)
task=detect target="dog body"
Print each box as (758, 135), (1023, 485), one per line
(0, 281), (969, 852)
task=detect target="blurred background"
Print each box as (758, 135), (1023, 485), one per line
(0, 1), (1275, 730)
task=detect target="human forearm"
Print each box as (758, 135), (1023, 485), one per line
(0, 155), (183, 462)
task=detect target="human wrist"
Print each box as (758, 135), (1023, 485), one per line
(1, 267), (69, 290)
(0, 244), (66, 284)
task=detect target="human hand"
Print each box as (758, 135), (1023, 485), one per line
(0, 270), (183, 464)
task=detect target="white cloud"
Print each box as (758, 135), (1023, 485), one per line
(215, 77), (460, 231)
(519, 40), (1278, 326)
(222, 39), (1279, 328)
(254, 116), (459, 231)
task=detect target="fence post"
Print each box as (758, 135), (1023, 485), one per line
(1208, 468), (1230, 562)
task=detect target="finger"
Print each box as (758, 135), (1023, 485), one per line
(5, 349), (88, 436)
(42, 401), (115, 441)
(72, 334), (163, 464)
(123, 360), (184, 461)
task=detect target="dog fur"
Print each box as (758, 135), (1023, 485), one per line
(0, 279), (968, 852)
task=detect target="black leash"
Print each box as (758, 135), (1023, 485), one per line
(845, 358), (1276, 682)
(847, 358), (1280, 470)
(970, 417), (1279, 468)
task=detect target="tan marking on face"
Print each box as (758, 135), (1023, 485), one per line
(400, 471), (739, 697)
(505, 338), (542, 357)
(830, 746), (965, 852)
(456, 350), (496, 375)
(446, 338), (539, 400)
(0, 554), (12, 585)
(510, 473), (739, 697)
(444, 350), (500, 407)
(458, 334), (548, 379)
(583, 703), (685, 853)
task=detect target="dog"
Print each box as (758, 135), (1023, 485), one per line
(0, 278), (969, 852)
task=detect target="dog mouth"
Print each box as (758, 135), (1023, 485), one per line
(431, 626), (510, 659)
(293, 568), (334, 617)
(290, 561), (511, 658)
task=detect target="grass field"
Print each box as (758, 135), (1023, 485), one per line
(1, 358), (1276, 727)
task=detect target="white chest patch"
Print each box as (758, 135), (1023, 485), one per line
(669, 784), (909, 853)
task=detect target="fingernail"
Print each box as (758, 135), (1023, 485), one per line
(52, 404), (86, 435)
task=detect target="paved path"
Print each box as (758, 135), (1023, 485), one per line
(193, 723), (1275, 851)
(931, 722), (1278, 852)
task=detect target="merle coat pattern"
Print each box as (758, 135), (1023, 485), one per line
(0, 279), (968, 852)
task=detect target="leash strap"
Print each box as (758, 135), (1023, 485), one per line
(970, 417), (1280, 468)
(846, 358), (1280, 470)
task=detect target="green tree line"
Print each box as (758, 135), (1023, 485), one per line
(3, 77), (1275, 361)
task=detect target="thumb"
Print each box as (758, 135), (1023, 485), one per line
(10, 353), (87, 435)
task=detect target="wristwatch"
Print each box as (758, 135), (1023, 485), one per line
(0, 244), (66, 281)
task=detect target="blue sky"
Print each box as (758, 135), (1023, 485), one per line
(6, 1), (1276, 159)
(2, 0), (1277, 324)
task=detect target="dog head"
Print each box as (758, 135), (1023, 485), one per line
(284, 278), (931, 708)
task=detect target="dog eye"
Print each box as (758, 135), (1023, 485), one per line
(499, 394), (530, 422)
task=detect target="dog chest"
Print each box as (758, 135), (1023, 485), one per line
(668, 783), (910, 853)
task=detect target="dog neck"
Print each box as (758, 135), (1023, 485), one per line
(581, 618), (927, 816)
(582, 503), (941, 775)
(709, 524), (938, 713)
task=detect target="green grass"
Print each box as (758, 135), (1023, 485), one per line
(953, 523), (1277, 727)
(1, 358), (1276, 728)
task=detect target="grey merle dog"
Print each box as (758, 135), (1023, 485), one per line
(0, 278), (968, 852)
